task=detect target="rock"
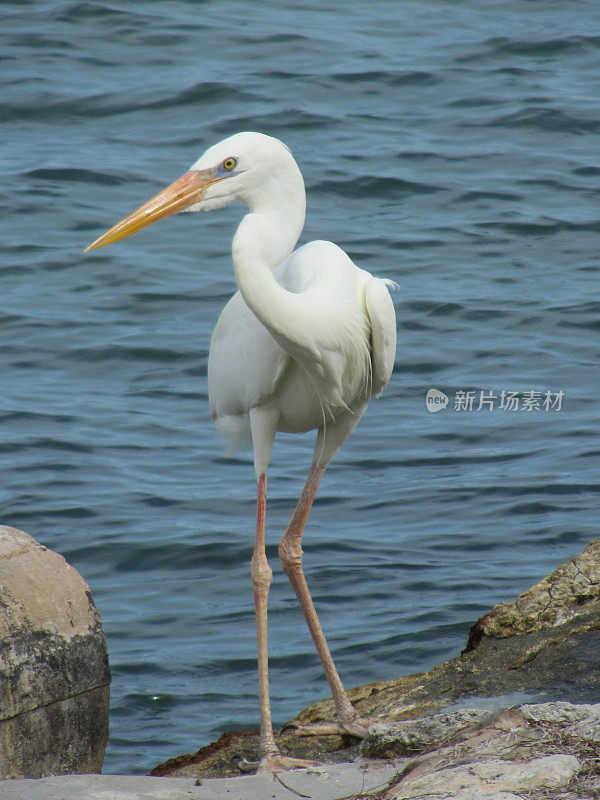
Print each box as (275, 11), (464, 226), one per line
(520, 700), (600, 750)
(436, 794), (524, 800)
(362, 708), (494, 757)
(465, 538), (600, 647)
(427, 794), (524, 800)
(379, 704), (592, 798)
(519, 700), (600, 726)
(0, 526), (110, 778)
(0, 763), (401, 800)
(379, 701), (600, 798)
(393, 755), (580, 799)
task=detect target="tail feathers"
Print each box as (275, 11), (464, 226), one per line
(214, 414), (252, 454)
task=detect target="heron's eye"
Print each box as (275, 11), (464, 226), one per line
(222, 157), (237, 171)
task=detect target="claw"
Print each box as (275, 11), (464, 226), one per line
(237, 755), (260, 773)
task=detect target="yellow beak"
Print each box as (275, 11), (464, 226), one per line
(85, 169), (220, 252)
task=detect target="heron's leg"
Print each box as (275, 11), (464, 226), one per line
(241, 470), (320, 774)
(251, 470), (279, 758)
(279, 462), (371, 737)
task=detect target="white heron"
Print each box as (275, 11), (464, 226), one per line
(86, 131), (397, 773)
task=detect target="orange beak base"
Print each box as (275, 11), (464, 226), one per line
(85, 169), (220, 252)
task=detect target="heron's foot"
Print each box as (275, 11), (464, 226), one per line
(290, 715), (376, 739)
(238, 752), (321, 774)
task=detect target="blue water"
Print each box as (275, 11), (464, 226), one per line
(2, 0), (599, 775)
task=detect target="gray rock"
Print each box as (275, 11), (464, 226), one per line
(0, 526), (110, 778)
(362, 708), (494, 757)
(568, 717), (600, 745)
(519, 700), (600, 725)
(407, 794), (525, 800)
(392, 754), (581, 799)
(0, 762), (400, 800)
(436, 794), (525, 800)
(380, 705), (595, 798)
(520, 700), (600, 747)
(360, 704), (598, 797)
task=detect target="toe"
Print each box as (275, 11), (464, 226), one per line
(292, 722), (346, 736)
(256, 754), (321, 774)
(340, 717), (372, 737)
(289, 716), (376, 739)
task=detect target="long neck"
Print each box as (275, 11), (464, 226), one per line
(231, 173), (318, 359)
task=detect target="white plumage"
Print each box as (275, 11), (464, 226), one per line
(86, 131), (397, 773)
(209, 238), (396, 474)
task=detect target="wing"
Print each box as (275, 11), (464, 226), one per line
(208, 290), (288, 421)
(365, 277), (397, 396)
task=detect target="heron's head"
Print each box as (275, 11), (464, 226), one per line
(85, 131), (303, 252)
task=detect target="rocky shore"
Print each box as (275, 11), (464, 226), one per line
(1, 535), (599, 799)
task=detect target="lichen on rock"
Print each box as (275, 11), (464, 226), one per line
(466, 538), (600, 646)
